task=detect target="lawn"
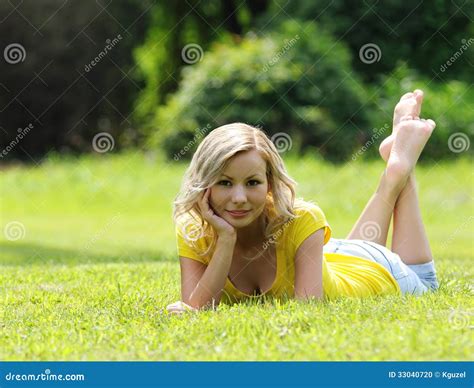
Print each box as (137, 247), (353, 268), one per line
(0, 152), (472, 360)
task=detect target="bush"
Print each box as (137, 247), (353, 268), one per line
(149, 21), (372, 163)
(257, 0), (474, 84)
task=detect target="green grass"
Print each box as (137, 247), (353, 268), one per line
(0, 152), (472, 360)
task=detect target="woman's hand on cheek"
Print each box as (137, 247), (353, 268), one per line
(198, 188), (236, 238)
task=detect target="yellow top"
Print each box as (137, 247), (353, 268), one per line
(175, 202), (400, 304)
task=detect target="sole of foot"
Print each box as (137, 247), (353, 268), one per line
(384, 116), (436, 189)
(379, 89), (424, 161)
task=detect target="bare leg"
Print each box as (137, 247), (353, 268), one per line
(379, 90), (434, 263)
(391, 172), (433, 264)
(347, 89), (434, 249)
(348, 116), (436, 246)
(346, 169), (404, 246)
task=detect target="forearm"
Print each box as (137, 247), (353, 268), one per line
(295, 286), (323, 301)
(187, 234), (236, 309)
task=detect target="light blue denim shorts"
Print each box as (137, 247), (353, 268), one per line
(323, 238), (439, 296)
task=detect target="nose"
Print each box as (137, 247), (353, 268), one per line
(231, 185), (247, 204)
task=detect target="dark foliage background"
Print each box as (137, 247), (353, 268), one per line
(1, 0), (472, 162)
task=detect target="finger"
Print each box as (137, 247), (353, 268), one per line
(427, 119), (436, 129)
(199, 189), (208, 207)
(196, 193), (203, 211)
(400, 115), (413, 121)
(168, 302), (196, 314)
(179, 302), (196, 311)
(167, 301), (189, 312)
(198, 190), (213, 220)
(203, 189), (211, 209)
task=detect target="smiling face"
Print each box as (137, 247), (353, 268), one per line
(209, 149), (270, 228)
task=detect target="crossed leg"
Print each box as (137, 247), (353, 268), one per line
(347, 90), (435, 265)
(392, 172), (433, 264)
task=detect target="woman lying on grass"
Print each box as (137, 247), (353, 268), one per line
(167, 89), (439, 314)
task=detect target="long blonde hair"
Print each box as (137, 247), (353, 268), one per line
(173, 123), (305, 257)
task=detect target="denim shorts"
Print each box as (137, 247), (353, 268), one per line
(323, 238), (439, 296)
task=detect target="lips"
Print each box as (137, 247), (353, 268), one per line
(226, 210), (251, 217)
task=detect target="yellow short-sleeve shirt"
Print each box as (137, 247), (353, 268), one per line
(175, 202), (400, 304)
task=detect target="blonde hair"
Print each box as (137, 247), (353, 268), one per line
(173, 123), (306, 257)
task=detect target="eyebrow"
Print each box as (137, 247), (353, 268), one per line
(221, 174), (261, 179)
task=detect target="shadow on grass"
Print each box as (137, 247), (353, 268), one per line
(0, 242), (174, 266)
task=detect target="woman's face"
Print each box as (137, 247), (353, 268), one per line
(209, 149), (270, 228)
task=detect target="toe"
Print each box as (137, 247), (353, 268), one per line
(394, 92), (422, 128)
(414, 89), (424, 98)
(413, 90), (424, 115)
(400, 92), (414, 101)
(427, 119), (436, 130)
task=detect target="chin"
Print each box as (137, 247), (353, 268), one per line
(226, 216), (255, 228)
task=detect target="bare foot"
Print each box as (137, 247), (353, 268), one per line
(379, 89), (424, 161)
(384, 116), (436, 189)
